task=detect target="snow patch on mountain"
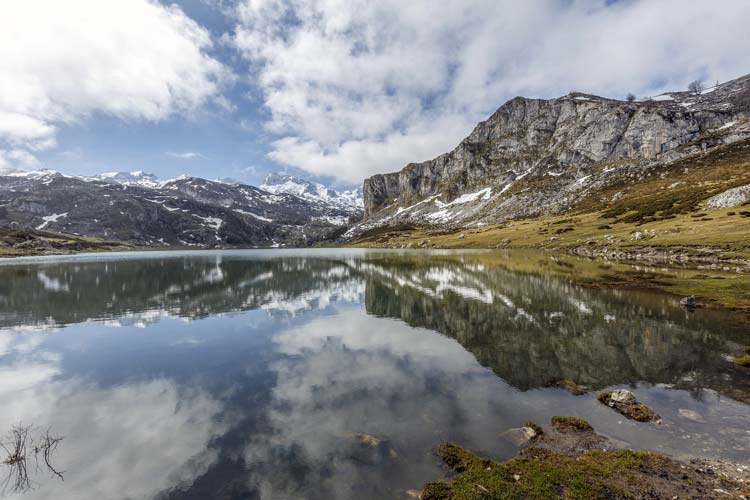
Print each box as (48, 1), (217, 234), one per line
(37, 212), (68, 230)
(0, 168), (64, 180)
(261, 173), (363, 210)
(87, 171), (164, 189)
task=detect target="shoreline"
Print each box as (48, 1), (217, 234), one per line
(5, 241), (750, 314)
(417, 415), (750, 499)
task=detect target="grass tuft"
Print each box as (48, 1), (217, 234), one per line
(550, 416), (593, 432)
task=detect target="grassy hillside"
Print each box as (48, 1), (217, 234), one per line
(350, 206), (750, 257)
(352, 138), (750, 256)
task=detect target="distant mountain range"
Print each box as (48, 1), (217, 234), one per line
(261, 173), (362, 211)
(0, 169), (363, 247)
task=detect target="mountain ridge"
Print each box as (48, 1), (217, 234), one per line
(352, 73), (750, 237)
(260, 173), (363, 211)
(0, 169), (362, 248)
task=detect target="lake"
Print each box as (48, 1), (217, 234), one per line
(1, 249), (749, 499)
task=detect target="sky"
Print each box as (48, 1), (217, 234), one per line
(1, 0), (749, 189)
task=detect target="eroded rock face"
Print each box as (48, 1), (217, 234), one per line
(359, 74), (750, 228)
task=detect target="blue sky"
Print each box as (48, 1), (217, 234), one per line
(1, 0), (750, 188)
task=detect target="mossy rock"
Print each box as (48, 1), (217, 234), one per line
(550, 416), (593, 432)
(597, 390), (659, 422)
(735, 355), (750, 367)
(627, 403), (658, 422)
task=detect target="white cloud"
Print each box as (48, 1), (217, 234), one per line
(0, 149), (42, 172)
(0, 0), (229, 169)
(231, 0), (750, 183)
(166, 151), (206, 159)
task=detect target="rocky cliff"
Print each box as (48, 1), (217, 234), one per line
(356, 74), (750, 234)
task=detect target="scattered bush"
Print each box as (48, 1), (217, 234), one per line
(688, 79), (704, 94)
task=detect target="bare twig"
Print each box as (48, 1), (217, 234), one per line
(33, 429), (64, 481)
(1, 423), (64, 494)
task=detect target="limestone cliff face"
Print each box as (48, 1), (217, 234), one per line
(360, 74), (750, 225)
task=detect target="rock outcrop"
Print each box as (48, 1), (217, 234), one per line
(706, 183), (750, 208)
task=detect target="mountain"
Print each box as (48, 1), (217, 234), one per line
(261, 173), (363, 211)
(85, 170), (163, 189)
(0, 171), (362, 248)
(350, 74), (750, 237)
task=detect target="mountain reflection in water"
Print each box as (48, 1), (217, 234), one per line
(0, 249), (748, 500)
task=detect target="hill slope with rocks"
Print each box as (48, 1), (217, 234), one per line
(348, 74), (750, 239)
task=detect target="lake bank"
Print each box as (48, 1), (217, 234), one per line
(419, 416), (750, 499)
(5, 234), (750, 314)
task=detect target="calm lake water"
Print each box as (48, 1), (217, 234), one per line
(1, 249), (749, 499)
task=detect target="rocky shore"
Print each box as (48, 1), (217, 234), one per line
(419, 415), (750, 499)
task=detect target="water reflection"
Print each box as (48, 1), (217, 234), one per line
(0, 250), (748, 499)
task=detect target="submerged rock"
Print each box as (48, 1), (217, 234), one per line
(502, 424), (541, 447)
(340, 432), (398, 464)
(678, 408), (706, 423)
(597, 389), (660, 422)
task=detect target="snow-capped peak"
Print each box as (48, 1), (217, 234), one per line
(260, 173), (363, 209)
(87, 171), (163, 189)
(0, 167), (64, 179)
